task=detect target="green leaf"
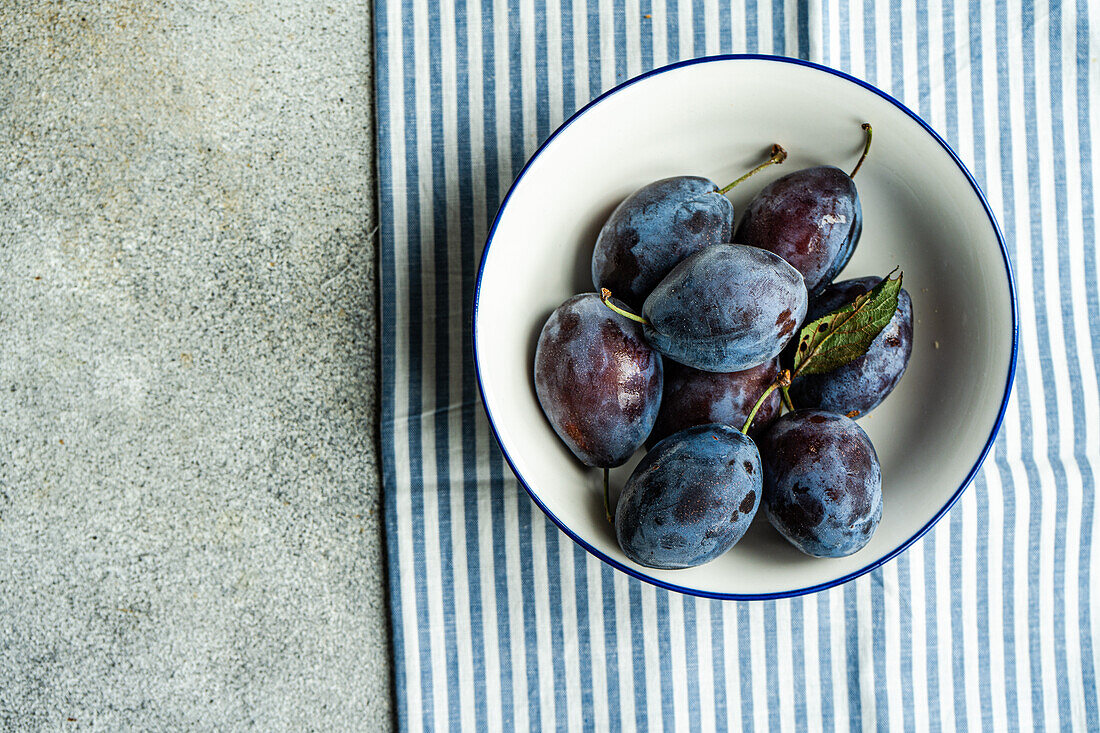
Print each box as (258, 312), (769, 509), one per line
(792, 270), (902, 378)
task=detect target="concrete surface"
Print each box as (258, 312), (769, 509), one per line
(0, 1), (390, 729)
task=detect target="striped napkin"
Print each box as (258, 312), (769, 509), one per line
(377, 0), (1099, 729)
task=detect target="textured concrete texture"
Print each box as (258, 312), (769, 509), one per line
(0, 1), (390, 730)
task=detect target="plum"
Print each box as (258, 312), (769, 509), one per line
(591, 176), (734, 308)
(534, 293), (663, 468)
(615, 424), (762, 569)
(734, 125), (872, 293)
(647, 358), (781, 448)
(734, 167), (861, 293)
(591, 146), (788, 308)
(789, 276), (913, 416)
(758, 410), (882, 558)
(639, 244), (807, 372)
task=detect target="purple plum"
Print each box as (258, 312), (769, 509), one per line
(534, 293), (663, 467)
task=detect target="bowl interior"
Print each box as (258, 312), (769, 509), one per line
(474, 57), (1014, 598)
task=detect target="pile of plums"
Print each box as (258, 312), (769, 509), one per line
(534, 125), (915, 568)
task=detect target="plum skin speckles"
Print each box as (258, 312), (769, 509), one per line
(615, 424), (762, 569)
(534, 293), (663, 468)
(591, 176), (735, 308)
(789, 276), (914, 416)
(641, 244), (808, 372)
(758, 410), (882, 558)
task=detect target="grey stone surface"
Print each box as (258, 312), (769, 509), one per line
(0, 1), (390, 730)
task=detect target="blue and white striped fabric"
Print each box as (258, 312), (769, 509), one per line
(377, 1), (1100, 729)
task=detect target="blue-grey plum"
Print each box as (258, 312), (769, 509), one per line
(647, 358), (781, 448)
(615, 424), (762, 569)
(735, 166), (861, 293)
(789, 276), (913, 417)
(758, 410), (882, 558)
(641, 244), (808, 372)
(534, 293), (663, 468)
(591, 176), (735, 308)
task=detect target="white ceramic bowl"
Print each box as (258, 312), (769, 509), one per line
(473, 55), (1017, 599)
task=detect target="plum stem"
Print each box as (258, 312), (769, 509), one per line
(718, 144), (788, 194)
(777, 369), (794, 411)
(741, 381), (780, 435)
(743, 370), (794, 433)
(849, 123), (873, 178)
(603, 468), (613, 523)
(600, 288), (648, 324)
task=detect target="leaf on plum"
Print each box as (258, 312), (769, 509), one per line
(792, 269), (902, 377)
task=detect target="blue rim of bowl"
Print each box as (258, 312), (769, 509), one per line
(472, 54), (1019, 601)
